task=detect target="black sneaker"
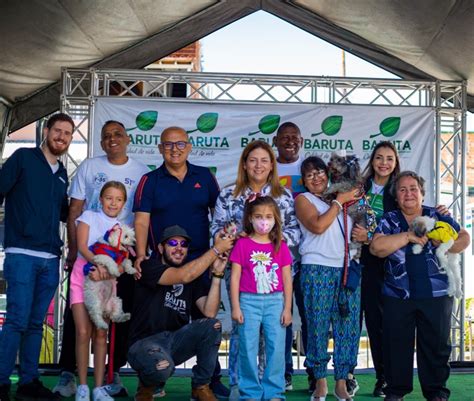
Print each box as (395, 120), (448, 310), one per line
(346, 375), (359, 397)
(373, 379), (387, 398)
(16, 379), (60, 401)
(308, 376), (316, 393)
(284, 374), (293, 391)
(385, 396), (404, 401)
(0, 384), (11, 401)
(209, 380), (230, 400)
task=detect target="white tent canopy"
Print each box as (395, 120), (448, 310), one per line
(1, 0), (473, 137)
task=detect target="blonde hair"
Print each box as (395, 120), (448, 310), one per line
(233, 140), (283, 198)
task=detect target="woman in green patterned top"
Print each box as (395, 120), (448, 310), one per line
(350, 141), (400, 398)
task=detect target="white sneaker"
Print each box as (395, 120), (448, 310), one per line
(93, 387), (114, 401)
(75, 385), (90, 401)
(53, 371), (77, 397)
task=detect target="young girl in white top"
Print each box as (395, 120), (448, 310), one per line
(69, 181), (127, 401)
(230, 195), (293, 401)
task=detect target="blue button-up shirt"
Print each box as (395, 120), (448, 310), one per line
(375, 206), (460, 299)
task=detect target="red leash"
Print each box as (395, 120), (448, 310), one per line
(107, 322), (116, 384)
(342, 200), (357, 286)
(107, 225), (124, 384)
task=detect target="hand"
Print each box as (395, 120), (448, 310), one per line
(214, 234), (234, 255)
(336, 187), (361, 205)
(435, 204), (451, 216)
(407, 231), (428, 247)
(64, 250), (77, 271)
(211, 255), (228, 275)
(232, 308), (244, 324)
(88, 264), (111, 281)
(281, 308), (292, 327)
(351, 224), (368, 243)
(134, 255), (148, 280)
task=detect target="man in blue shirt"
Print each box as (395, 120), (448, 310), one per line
(0, 113), (74, 401)
(133, 126), (227, 398)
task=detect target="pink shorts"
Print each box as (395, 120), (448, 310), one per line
(69, 257), (118, 306)
(70, 256), (88, 306)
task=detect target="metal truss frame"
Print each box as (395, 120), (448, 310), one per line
(59, 68), (468, 362)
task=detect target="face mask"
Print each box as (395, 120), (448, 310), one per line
(251, 218), (275, 235)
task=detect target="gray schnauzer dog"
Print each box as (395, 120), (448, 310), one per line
(324, 152), (377, 255)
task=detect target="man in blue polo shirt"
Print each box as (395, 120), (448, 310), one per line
(133, 126), (227, 398)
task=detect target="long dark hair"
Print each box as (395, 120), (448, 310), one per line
(363, 141), (401, 183)
(242, 195), (283, 252)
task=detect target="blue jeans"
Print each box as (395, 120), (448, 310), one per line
(239, 292), (286, 400)
(0, 253), (59, 385)
(128, 318), (222, 388)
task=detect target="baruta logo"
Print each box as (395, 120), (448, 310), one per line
(241, 114), (280, 147)
(304, 115), (352, 152)
(362, 117), (411, 152)
(126, 110), (161, 147)
(185, 113), (229, 149)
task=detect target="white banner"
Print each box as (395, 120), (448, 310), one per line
(93, 98), (435, 205)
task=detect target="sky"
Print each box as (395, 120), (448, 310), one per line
(200, 11), (473, 129)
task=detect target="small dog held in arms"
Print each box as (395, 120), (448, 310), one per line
(84, 224), (137, 329)
(323, 152), (377, 253)
(411, 216), (462, 298)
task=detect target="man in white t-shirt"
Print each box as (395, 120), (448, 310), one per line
(53, 120), (149, 398)
(273, 122), (312, 391)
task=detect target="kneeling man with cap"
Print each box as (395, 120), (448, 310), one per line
(128, 225), (233, 401)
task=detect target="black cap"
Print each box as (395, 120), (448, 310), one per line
(159, 225), (192, 244)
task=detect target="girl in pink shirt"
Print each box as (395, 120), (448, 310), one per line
(229, 195), (292, 400)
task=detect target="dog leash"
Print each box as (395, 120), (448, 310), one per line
(337, 200), (357, 286)
(107, 226), (122, 385)
(107, 323), (116, 384)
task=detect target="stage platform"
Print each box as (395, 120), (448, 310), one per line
(7, 372), (474, 401)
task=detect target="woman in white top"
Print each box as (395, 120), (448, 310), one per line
(295, 156), (361, 401)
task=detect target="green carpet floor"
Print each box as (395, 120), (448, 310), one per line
(29, 373), (474, 401)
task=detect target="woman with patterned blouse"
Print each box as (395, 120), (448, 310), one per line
(370, 171), (469, 401)
(210, 140), (300, 400)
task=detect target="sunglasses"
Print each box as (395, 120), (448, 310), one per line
(161, 141), (188, 151)
(166, 239), (189, 248)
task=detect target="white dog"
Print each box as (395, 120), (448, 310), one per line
(84, 224), (137, 329)
(411, 215), (462, 298)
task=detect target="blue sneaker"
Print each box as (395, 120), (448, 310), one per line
(209, 381), (230, 400)
(104, 373), (128, 397)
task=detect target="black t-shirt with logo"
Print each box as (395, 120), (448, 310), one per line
(128, 257), (209, 346)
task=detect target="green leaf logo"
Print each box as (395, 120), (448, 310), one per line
(126, 110), (158, 131)
(311, 115), (343, 136)
(370, 117), (401, 138)
(187, 112), (219, 134)
(147, 164), (157, 171)
(249, 115), (281, 136)
(208, 166), (217, 175)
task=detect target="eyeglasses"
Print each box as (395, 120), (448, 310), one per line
(304, 169), (326, 180)
(161, 141), (188, 150)
(166, 239), (189, 248)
